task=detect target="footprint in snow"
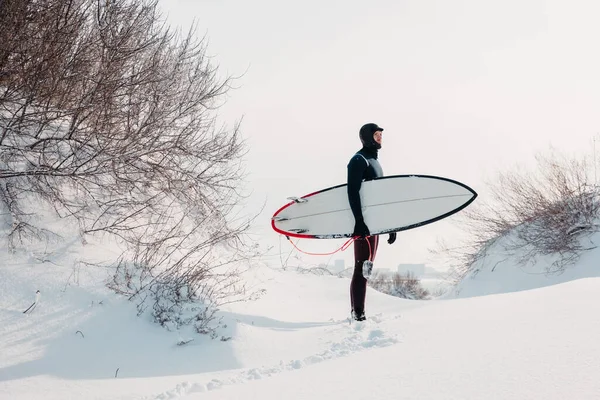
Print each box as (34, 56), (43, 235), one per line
(153, 314), (399, 399)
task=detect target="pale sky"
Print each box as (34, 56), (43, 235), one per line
(162, 0), (600, 273)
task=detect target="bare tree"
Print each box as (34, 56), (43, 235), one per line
(1, 0), (261, 333)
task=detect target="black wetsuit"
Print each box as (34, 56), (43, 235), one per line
(347, 147), (383, 220)
(347, 147), (383, 317)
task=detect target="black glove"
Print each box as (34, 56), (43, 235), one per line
(352, 219), (370, 238)
(388, 232), (397, 245)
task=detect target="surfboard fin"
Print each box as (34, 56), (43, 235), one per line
(287, 196), (308, 203)
(288, 228), (308, 234)
(272, 216), (289, 222)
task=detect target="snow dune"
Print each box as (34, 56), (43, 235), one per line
(2, 248), (600, 399)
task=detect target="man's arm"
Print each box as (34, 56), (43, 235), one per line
(347, 155), (369, 236)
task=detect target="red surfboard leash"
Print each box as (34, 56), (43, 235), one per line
(285, 235), (373, 260)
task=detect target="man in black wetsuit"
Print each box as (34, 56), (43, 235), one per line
(347, 123), (397, 321)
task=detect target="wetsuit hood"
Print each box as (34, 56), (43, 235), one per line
(359, 123), (383, 151)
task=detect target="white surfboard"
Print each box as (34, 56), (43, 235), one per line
(271, 175), (477, 239)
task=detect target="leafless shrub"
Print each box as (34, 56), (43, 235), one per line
(437, 146), (600, 281)
(295, 265), (335, 276)
(107, 225), (265, 335)
(368, 271), (430, 300)
(1, 0), (262, 333)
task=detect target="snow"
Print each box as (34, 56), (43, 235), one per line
(446, 230), (600, 299)
(2, 233), (600, 400)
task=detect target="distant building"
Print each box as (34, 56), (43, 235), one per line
(397, 263), (426, 276)
(332, 259), (345, 274)
(425, 266), (442, 276)
(319, 259), (346, 274)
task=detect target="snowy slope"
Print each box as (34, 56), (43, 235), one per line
(0, 259), (408, 399)
(2, 249), (600, 400)
(445, 230), (600, 299)
(183, 278), (600, 400)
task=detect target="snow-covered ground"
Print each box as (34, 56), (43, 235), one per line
(2, 231), (600, 400)
(446, 231), (600, 299)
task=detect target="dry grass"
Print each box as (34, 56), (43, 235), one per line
(369, 270), (430, 300)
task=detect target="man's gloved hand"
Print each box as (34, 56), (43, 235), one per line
(352, 219), (370, 238)
(388, 232), (397, 245)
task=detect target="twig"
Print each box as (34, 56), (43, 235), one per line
(23, 290), (41, 314)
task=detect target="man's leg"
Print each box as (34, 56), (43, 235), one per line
(350, 236), (377, 319)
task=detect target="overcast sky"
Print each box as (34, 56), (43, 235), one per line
(161, 0), (600, 273)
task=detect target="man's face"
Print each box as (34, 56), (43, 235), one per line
(373, 130), (383, 146)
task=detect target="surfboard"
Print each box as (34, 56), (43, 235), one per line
(271, 174), (477, 239)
